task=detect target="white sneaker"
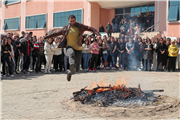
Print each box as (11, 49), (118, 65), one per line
(3, 75), (6, 77)
(10, 74), (14, 77)
(48, 71), (51, 74)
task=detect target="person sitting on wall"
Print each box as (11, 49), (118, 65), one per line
(43, 15), (101, 81)
(99, 24), (105, 32)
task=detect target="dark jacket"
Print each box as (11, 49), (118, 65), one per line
(21, 40), (33, 56)
(134, 41), (140, 57)
(44, 22), (100, 48)
(2, 44), (11, 57)
(106, 24), (112, 33)
(143, 44), (153, 60)
(99, 26), (105, 32)
(110, 42), (117, 54)
(112, 18), (115, 24)
(117, 43), (125, 53)
(115, 17), (120, 24)
(156, 43), (168, 62)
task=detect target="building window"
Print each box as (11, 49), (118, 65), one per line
(53, 9), (82, 28)
(3, 17), (20, 30)
(25, 14), (46, 29)
(3, 0), (20, 5)
(115, 4), (155, 19)
(168, 0), (180, 21)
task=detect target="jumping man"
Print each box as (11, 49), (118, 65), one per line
(44, 15), (101, 81)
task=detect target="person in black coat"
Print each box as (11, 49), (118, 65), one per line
(156, 38), (168, 71)
(117, 38), (126, 70)
(106, 22), (113, 37)
(20, 34), (34, 73)
(1, 37), (14, 77)
(134, 38), (141, 70)
(99, 24), (105, 32)
(143, 39), (153, 71)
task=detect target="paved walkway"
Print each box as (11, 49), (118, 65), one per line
(1, 70), (180, 119)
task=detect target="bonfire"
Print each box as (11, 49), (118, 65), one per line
(72, 77), (164, 107)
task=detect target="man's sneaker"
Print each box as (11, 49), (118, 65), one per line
(10, 74), (14, 77)
(88, 68), (92, 71)
(48, 71), (51, 74)
(67, 70), (72, 82)
(137, 68), (141, 71)
(3, 75), (6, 77)
(93, 68), (96, 71)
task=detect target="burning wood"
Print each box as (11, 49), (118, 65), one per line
(72, 84), (164, 107)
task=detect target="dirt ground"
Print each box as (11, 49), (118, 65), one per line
(1, 70), (180, 119)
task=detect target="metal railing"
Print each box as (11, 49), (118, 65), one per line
(143, 21), (160, 39)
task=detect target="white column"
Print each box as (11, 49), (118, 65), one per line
(0, 0), (5, 33)
(47, 0), (54, 33)
(21, 0), (26, 32)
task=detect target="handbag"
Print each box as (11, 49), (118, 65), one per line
(103, 50), (108, 54)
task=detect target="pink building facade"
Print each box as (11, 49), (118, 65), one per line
(0, 0), (180, 38)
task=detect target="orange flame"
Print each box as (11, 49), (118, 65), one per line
(85, 76), (130, 97)
(88, 76), (127, 89)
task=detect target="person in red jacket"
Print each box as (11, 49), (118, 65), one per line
(34, 37), (45, 73)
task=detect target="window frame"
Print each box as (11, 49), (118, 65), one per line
(114, 4), (155, 19)
(53, 8), (83, 29)
(3, 16), (20, 31)
(4, 0), (21, 6)
(167, 0), (180, 23)
(25, 13), (47, 30)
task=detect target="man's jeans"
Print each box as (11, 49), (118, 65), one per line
(144, 59), (151, 71)
(64, 46), (82, 75)
(82, 53), (90, 69)
(103, 52), (109, 68)
(119, 53), (125, 69)
(113, 24), (116, 33)
(110, 53), (116, 67)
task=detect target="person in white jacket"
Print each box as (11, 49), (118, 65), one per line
(53, 37), (62, 72)
(44, 38), (55, 74)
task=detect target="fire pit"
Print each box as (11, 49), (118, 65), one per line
(71, 84), (164, 107)
(61, 80), (180, 119)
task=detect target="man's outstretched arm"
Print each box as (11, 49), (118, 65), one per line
(81, 23), (101, 36)
(44, 27), (65, 39)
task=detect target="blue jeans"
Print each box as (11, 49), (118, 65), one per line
(119, 53), (125, 69)
(144, 59), (151, 71)
(3, 55), (12, 75)
(103, 52), (109, 68)
(116, 24), (119, 32)
(113, 24), (116, 32)
(110, 53), (116, 67)
(82, 53), (90, 69)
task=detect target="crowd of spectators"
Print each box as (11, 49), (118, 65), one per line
(99, 12), (154, 37)
(1, 23), (180, 78)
